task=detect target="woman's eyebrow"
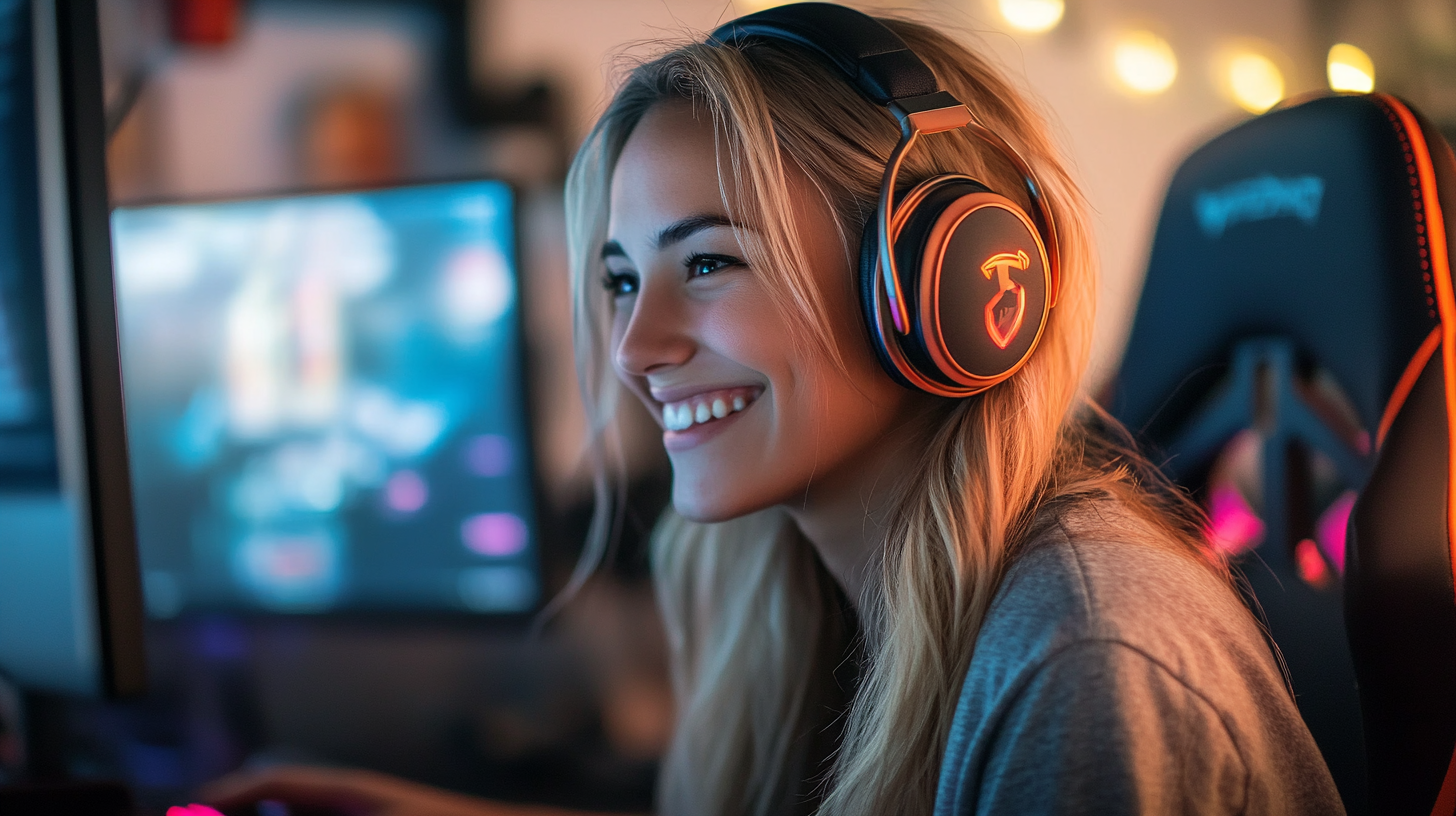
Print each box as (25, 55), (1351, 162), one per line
(600, 215), (744, 260)
(600, 240), (628, 261)
(653, 213), (737, 250)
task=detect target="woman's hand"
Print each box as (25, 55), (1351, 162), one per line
(200, 765), (594, 816)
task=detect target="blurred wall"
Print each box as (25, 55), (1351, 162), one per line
(116, 3), (486, 198)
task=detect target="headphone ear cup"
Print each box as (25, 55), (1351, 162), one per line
(903, 182), (1052, 387)
(859, 175), (1052, 396)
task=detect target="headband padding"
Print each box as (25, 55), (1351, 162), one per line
(710, 2), (939, 104)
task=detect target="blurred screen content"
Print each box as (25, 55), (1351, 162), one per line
(113, 181), (539, 616)
(0, 0), (57, 491)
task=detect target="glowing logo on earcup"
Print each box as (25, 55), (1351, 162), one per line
(980, 249), (1030, 349)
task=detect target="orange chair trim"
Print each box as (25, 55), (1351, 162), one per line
(1377, 327), (1442, 450)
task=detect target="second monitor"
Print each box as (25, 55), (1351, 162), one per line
(112, 180), (541, 617)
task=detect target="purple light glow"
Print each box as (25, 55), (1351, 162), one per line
(465, 434), (512, 477)
(461, 512), (529, 557)
(384, 469), (429, 514)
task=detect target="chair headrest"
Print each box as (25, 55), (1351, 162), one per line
(1111, 93), (1453, 442)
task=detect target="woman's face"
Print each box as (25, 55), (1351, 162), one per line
(605, 101), (934, 522)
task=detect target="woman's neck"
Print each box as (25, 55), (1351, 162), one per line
(783, 402), (942, 608)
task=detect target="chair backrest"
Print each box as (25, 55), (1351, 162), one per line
(1345, 92), (1456, 813)
(1348, 329), (1456, 816)
(1106, 93), (1455, 814)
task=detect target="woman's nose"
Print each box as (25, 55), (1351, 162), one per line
(613, 280), (696, 377)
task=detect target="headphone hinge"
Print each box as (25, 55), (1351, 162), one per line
(889, 91), (973, 134)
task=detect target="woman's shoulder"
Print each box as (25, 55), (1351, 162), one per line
(968, 498), (1287, 715)
(982, 499), (1260, 667)
(935, 499), (1345, 814)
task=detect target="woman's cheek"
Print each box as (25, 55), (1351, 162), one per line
(699, 287), (790, 373)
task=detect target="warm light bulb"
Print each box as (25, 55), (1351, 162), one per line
(1226, 52), (1284, 113)
(1113, 31), (1177, 95)
(1327, 43), (1375, 93)
(998, 0), (1064, 33)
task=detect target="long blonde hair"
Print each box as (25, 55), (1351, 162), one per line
(565, 15), (1221, 815)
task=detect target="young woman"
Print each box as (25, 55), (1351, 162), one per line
(208, 5), (1343, 815)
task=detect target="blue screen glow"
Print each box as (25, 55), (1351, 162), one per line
(112, 181), (539, 615)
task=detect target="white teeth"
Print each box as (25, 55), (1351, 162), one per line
(661, 389), (758, 432)
(662, 404), (693, 431)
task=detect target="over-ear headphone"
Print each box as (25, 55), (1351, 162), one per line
(710, 3), (1060, 398)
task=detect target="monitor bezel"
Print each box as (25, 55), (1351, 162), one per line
(33, 0), (147, 698)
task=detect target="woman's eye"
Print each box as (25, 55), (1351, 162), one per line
(601, 271), (639, 297)
(686, 253), (741, 278)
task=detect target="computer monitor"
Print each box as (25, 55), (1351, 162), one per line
(0, 0), (146, 698)
(111, 180), (542, 616)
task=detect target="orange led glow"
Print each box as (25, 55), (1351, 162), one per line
(981, 250), (1030, 349)
(1376, 326), (1440, 449)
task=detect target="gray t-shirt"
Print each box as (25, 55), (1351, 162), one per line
(934, 505), (1346, 815)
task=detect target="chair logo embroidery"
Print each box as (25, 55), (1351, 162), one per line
(1193, 174), (1324, 238)
(980, 250), (1030, 350)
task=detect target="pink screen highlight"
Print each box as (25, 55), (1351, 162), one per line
(461, 512), (528, 557)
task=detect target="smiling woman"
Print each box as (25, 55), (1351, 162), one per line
(563, 4), (1345, 816)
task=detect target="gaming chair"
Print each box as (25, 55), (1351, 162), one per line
(1106, 93), (1456, 815)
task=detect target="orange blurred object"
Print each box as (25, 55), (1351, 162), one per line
(301, 84), (405, 188)
(1295, 538), (1333, 589)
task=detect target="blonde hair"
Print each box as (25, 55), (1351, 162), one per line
(565, 16), (1222, 815)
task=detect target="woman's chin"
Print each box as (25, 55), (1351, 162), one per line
(670, 481), (772, 524)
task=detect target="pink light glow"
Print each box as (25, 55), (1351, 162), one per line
(461, 512), (528, 557)
(167, 806), (225, 816)
(1316, 490), (1357, 574)
(1204, 483), (1265, 558)
(384, 469), (429, 514)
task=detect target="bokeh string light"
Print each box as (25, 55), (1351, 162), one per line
(997, 0), (1065, 34)
(1223, 50), (1285, 113)
(1113, 30), (1178, 95)
(1328, 43), (1375, 93)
